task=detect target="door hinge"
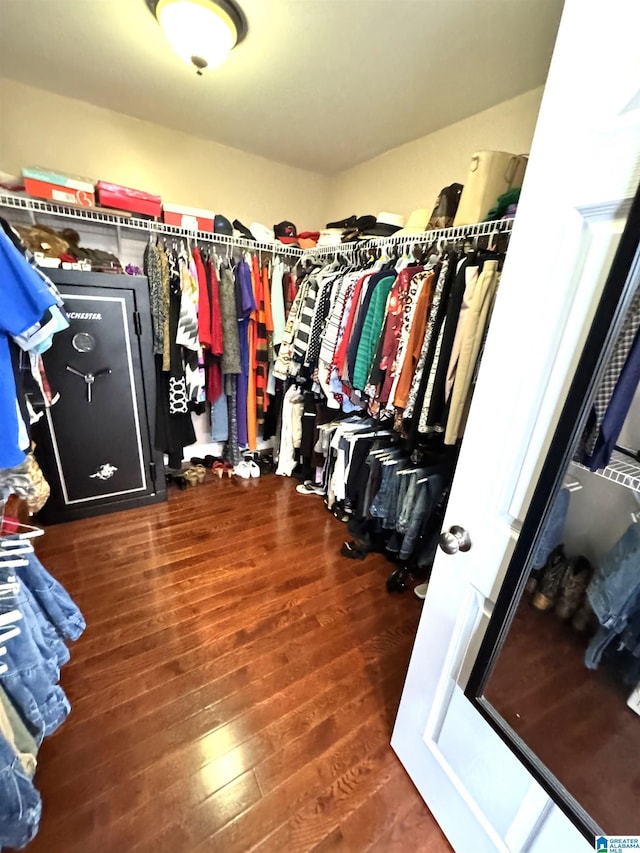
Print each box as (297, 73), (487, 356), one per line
(149, 461), (157, 490)
(133, 311), (142, 336)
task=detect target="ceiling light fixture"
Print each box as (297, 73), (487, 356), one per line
(146, 0), (247, 75)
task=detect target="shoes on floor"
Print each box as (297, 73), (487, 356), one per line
(191, 455), (223, 469)
(341, 540), (368, 560)
(296, 481), (324, 495)
(387, 566), (411, 593)
(166, 469), (188, 490)
(256, 453), (275, 475)
(524, 568), (541, 596)
(233, 461), (252, 479)
(246, 460), (260, 478)
(531, 545), (568, 611)
(213, 461), (233, 479)
(414, 582), (429, 600)
(555, 555), (593, 620)
(182, 468), (199, 487)
(571, 599), (598, 634)
(331, 501), (350, 522)
(184, 464), (206, 484)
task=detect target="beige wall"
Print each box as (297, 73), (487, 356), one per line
(324, 87), (544, 225)
(0, 78), (543, 231)
(0, 78), (329, 230)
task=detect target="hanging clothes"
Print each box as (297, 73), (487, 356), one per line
(255, 263), (273, 426)
(235, 257), (256, 448)
(152, 245), (196, 457)
(144, 239), (164, 356)
(0, 228), (68, 470)
(577, 286), (640, 469)
(0, 522), (85, 849)
(444, 259), (500, 444)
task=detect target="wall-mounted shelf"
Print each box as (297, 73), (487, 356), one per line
(0, 191), (302, 255)
(312, 217), (514, 255)
(572, 450), (640, 493)
(0, 191), (514, 259)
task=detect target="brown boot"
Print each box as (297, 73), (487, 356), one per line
(572, 599), (599, 634)
(555, 556), (593, 620)
(531, 545), (568, 611)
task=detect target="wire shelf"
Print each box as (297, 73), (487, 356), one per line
(0, 191), (514, 260)
(311, 217), (515, 256)
(0, 191), (304, 256)
(572, 451), (640, 493)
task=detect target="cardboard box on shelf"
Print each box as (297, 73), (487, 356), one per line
(96, 181), (162, 218)
(23, 167), (95, 207)
(163, 203), (215, 232)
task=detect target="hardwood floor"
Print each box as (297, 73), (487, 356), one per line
(23, 473), (452, 852)
(485, 600), (640, 834)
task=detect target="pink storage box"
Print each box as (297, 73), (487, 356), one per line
(163, 204), (215, 232)
(96, 181), (162, 217)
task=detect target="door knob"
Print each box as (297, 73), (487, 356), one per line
(439, 525), (472, 555)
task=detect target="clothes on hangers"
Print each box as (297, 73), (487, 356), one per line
(272, 233), (507, 468)
(585, 522), (640, 682)
(0, 227), (68, 472)
(142, 231), (300, 464)
(0, 523), (84, 847)
(576, 286), (640, 471)
(297, 416), (455, 568)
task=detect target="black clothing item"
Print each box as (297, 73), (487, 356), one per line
(154, 254), (196, 454)
(366, 311), (390, 391)
(214, 215), (233, 236)
(326, 215), (357, 230)
(305, 275), (335, 371)
(425, 253), (468, 429)
(428, 183), (463, 229)
(262, 386), (283, 441)
(154, 356), (196, 454)
(409, 252), (457, 446)
(298, 391), (318, 482)
(345, 437), (374, 518)
(233, 220), (255, 241)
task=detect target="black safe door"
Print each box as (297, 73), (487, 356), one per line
(35, 272), (166, 522)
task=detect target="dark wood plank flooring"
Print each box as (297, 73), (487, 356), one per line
(485, 600), (640, 834)
(24, 473), (452, 852)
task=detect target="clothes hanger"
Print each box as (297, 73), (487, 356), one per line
(0, 522), (44, 540)
(0, 554), (29, 569)
(561, 475), (582, 492)
(0, 611), (23, 629)
(0, 573), (21, 595)
(0, 537), (36, 554)
(0, 497), (45, 541)
(397, 465), (429, 476)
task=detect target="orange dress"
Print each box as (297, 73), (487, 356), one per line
(392, 270), (436, 410)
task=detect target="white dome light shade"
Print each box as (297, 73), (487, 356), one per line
(155, 0), (240, 72)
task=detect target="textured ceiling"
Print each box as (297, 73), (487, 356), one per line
(0, 0), (564, 174)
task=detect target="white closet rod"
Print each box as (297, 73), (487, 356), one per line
(0, 191), (514, 260)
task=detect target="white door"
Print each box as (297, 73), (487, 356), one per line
(392, 2), (640, 850)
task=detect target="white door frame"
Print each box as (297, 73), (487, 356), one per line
(392, 2), (640, 850)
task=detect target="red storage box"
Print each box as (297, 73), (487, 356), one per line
(23, 167), (95, 207)
(163, 204), (215, 232)
(96, 181), (162, 217)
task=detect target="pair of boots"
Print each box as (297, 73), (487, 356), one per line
(527, 545), (596, 629)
